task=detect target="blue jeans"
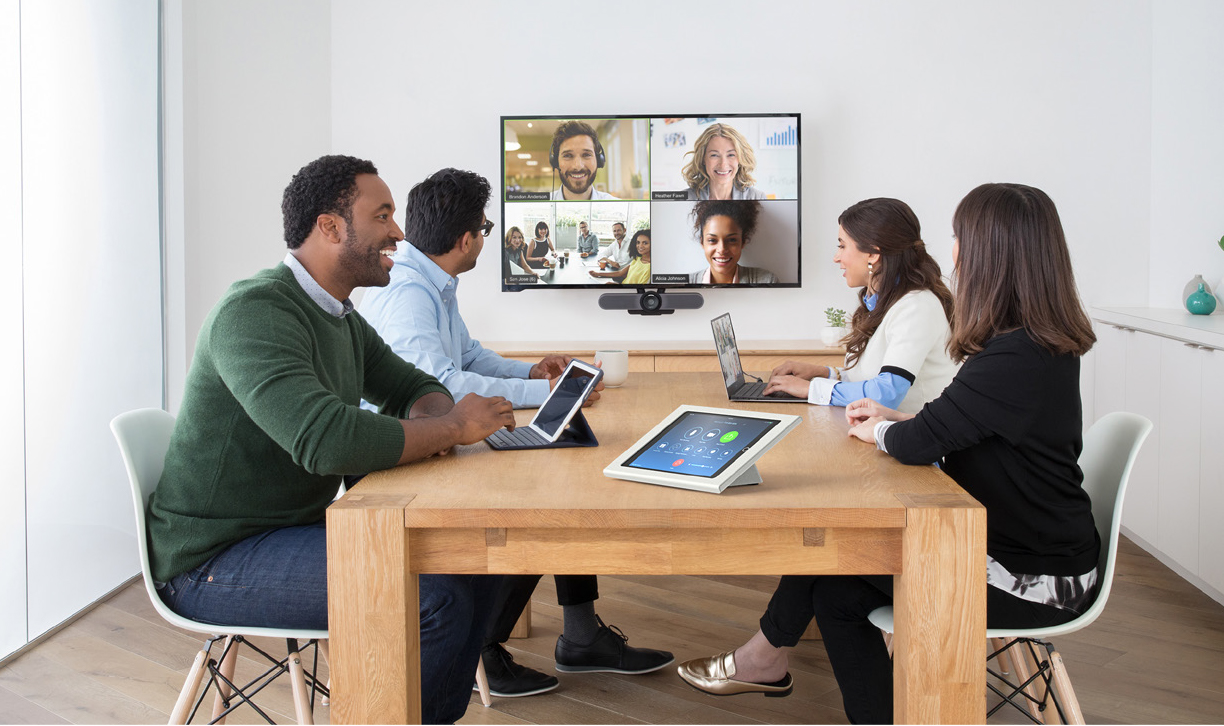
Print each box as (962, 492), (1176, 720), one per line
(159, 521), (501, 724)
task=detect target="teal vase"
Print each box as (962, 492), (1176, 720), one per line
(1186, 283), (1217, 315)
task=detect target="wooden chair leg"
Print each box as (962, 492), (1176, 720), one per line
(474, 657), (492, 707)
(318, 639), (330, 707)
(509, 601), (532, 639)
(1048, 650), (1085, 725)
(170, 646), (210, 725)
(1007, 640), (1046, 724)
(211, 635), (239, 723)
(287, 642), (314, 725)
(991, 637), (1014, 676)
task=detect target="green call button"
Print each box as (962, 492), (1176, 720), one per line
(719, 431), (739, 443)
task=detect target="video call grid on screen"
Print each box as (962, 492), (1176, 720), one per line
(500, 114), (801, 291)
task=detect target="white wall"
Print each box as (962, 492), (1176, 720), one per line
(11, 0), (162, 650)
(174, 0), (331, 400)
(1149, 0), (1224, 307)
(173, 1), (1224, 363)
(322, 0), (1152, 346)
(0, 0), (28, 659)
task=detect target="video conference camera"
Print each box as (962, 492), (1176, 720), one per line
(598, 289), (704, 316)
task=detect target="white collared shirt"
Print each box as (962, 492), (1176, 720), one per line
(284, 252), (353, 317)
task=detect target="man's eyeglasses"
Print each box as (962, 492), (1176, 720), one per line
(477, 220), (494, 238)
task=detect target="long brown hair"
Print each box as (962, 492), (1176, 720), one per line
(949, 183), (1095, 361)
(839, 198), (954, 368)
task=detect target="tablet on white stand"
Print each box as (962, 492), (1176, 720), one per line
(603, 405), (801, 494)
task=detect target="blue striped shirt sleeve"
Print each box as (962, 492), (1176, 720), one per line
(829, 371), (911, 409)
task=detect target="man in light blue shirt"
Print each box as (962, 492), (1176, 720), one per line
(575, 220), (599, 259)
(361, 241), (563, 408)
(360, 168), (673, 699)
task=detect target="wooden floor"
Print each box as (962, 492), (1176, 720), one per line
(2, 537), (1223, 725)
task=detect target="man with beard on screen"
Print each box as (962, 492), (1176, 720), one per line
(549, 120), (619, 200)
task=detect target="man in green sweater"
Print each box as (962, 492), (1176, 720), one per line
(147, 155), (514, 724)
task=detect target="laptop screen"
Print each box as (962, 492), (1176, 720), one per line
(711, 313), (746, 391)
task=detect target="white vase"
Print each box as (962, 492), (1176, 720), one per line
(820, 326), (847, 347)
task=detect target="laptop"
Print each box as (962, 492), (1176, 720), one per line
(711, 313), (805, 403)
(485, 359), (602, 450)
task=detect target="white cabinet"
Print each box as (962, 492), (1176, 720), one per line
(1092, 309), (1224, 602)
(1093, 322), (1160, 540)
(1199, 350), (1224, 595)
(1156, 337), (1202, 573)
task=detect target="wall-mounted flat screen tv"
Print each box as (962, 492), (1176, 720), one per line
(501, 114), (800, 291)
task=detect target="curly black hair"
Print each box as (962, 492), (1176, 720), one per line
(404, 168), (491, 256)
(690, 200), (761, 244)
(281, 155), (378, 249)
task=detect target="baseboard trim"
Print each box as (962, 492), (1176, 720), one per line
(1120, 528), (1224, 607)
(0, 572), (142, 669)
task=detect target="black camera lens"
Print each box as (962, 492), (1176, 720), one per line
(640, 292), (662, 311)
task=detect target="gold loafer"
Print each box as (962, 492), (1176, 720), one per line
(677, 651), (793, 697)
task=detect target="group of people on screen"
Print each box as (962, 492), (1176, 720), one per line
(503, 201), (779, 286)
(147, 147), (1102, 724)
(503, 119), (787, 286)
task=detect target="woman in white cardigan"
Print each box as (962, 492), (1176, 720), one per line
(678, 196), (958, 699)
(764, 197), (957, 414)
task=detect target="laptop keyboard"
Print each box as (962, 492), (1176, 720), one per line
(486, 426), (548, 448)
(738, 381), (800, 400)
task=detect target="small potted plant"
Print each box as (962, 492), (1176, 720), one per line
(821, 307), (848, 347)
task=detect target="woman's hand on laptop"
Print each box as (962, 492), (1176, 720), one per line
(764, 374), (810, 399)
(770, 360), (827, 381)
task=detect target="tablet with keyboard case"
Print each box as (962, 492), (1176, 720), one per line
(485, 359), (602, 450)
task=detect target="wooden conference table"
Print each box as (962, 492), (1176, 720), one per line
(326, 372), (986, 724)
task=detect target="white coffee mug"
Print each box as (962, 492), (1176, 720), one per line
(594, 349), (629, 387)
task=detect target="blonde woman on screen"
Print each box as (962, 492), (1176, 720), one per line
(682, 123), (767, 201)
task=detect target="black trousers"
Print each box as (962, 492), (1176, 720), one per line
(483, 574), (599, 645)
(759, 575), (1079, 725)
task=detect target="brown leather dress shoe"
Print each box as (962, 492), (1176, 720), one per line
(676, 651), (793, 697)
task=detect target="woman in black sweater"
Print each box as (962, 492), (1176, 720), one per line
(680, 183), (1100, 724)
(840, 183), (1100, 722)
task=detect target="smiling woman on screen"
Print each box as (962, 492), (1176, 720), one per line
(686, 200), (776, 285)
(681, 123), (767, 201)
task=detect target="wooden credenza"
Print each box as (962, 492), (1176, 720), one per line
(486, 340), (844, 374)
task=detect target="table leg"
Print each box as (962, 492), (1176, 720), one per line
(894, 497), (987, 723)
(327, 494), (420, 724)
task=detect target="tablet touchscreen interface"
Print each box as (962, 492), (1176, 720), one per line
(624, 411), (778, 479)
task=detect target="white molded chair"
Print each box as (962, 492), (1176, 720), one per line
(112, 408), (332, 724)
(112, 408), (493, 721)
(867, 411), (1152, 725)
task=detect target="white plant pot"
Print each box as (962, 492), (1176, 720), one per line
(820, 326), (847, 347)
